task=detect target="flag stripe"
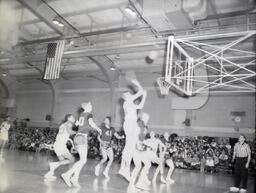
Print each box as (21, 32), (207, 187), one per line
(55, 41), (63, 79)
(56, 41), (65, 79)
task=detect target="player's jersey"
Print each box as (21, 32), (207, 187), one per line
(123, 101), (138, 122)
(160, 137), (171, 149)
(160, 137), (172, 158)
(161, 137), (176, 158)
(0, 121), (11, 141)
(0, 121), (11, 133)
(77, 113), (93, 134)
(100, 125), (115, 142)
(136, 120), (148, 151)
(137, 120), (147, 141)
(55, 122), (72, 144)
(143, 138), (160, 153)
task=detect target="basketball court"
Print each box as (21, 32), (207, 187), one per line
(1, 150), (254, 193)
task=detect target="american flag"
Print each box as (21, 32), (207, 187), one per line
(43, 40), (65, 80)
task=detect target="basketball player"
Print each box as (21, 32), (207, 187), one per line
(61, 102), (101, 188)
(44, 114), (76, 180)
(0, 116), (11, 162)
(95, 116), (124, 179)
(154, 132), (175, 184)
(128, 112), (153, 191)
(143, 131), (166, 183)
(118, 78), (147, 182)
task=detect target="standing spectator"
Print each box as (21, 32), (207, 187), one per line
(200, 154), (206, 173)
(0, 115), (11, 162)
(230, 135), (251, 193)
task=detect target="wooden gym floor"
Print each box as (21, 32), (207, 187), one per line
(0, 150), (254, 193)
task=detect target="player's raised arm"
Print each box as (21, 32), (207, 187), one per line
(88, 116), (101, 135)
(136, 90), (147, 110)
(129, 79), (145, 101)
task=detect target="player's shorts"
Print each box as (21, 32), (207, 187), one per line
(164, 153), (172, 160)
(122, 140), (137, 161)
(145, 150), (160, 164)
(74, 133), (88, 146)
(136, 142), (147, 151)
(100, 141), (112, 150)
(53, 142), (70, 157)
(123, 120), (140, 136)
(0, 131), (8, 141)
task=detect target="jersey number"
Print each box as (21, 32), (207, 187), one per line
(105, 130), (112, 136)
(78, 117), (85, 126)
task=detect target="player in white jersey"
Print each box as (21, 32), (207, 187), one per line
(143, 131), (166, 183)
(154, 132), (175, 184)
(128, 112), (152, 191)
(0, 116), (11, 162)
(44, 114), (76, 180)
(61, 102), (101, 188)
(118, 79), (147, 182)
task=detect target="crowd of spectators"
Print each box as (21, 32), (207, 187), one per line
(164, 135), (233, 173)
(8, 125), (57, 152)
(5, 122), (255, 177)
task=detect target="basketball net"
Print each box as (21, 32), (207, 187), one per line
(156, 77), (171, 95)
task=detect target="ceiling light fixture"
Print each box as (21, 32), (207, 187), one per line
(110, 66), (116, 71)
(0, 58), (10, 62)
(58, 22), (64, 27)
(52, 18), (59, 25)
(52, 17), (64, 27)
(125, 6), (137, 16)
(114, 54), (120, 60)
(2, 72), (7, 77)
(69, 40), (74, 46)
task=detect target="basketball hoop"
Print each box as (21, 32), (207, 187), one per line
(156, 77), (171, 95)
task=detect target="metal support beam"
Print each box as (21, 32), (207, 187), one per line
(17, 0), (80, 37)
(19, 25), (150, 46)
(20, 2), (128, 26)
(17, 0), (64, 35)
(195, 9), (255, 23)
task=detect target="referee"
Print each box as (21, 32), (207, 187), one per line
(230, 135), (251, 192)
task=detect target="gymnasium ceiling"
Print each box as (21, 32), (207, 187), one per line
(0, 0), (255, 93)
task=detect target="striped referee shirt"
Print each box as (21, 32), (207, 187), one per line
(233, 142), (251, 158)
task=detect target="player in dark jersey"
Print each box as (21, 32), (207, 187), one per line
(61, 102), (101, 188)
(95, 116), (124, 179)
(154, 132), (175, 184)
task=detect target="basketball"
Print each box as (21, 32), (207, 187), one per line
(148, 51), (158, 60)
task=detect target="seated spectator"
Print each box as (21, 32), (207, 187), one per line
(190, 154), (200, 169)
(184, 152), (193, 168)
(205, 154), (215, 173)
(175, 151), (185, 168)
(219, 149), (229, 165)
(213, 152), (220, 166)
